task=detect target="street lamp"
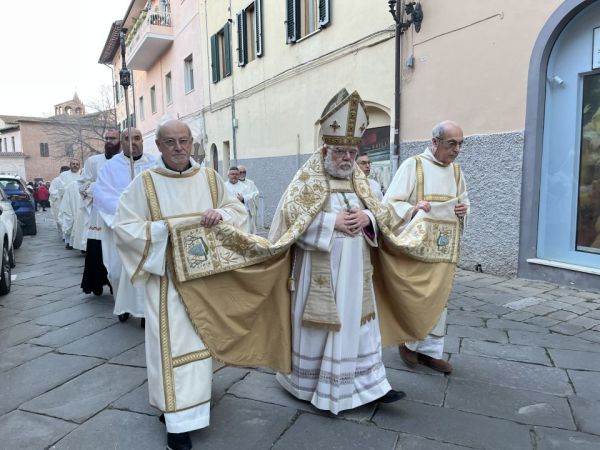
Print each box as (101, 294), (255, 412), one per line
(388, 1), (423, 173)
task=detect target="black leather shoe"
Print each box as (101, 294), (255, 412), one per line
(118, 313), (130, 322)
(377, 389), (406, 404)
(167, 431), (192, 450)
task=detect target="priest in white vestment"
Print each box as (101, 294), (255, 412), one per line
(356, 153), (383, 200)
(79, 128), (121, 296)
(95, 128), (157, 322)
(59, 180), (86, 251)
(384, 120), (469, 374)
(113, 120), (247, 450)
(273, 89), (404, 414)
(224, 166), (256, 232)
(50, 161), (80, 238)
(238, 165), (260, 233)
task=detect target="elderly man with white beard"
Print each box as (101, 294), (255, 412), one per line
(272, 89), (404, 414)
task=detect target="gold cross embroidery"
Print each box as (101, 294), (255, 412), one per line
(359, 123), (366, 133)
(329, 120), (340, 131)
(314, 274), (329, 287)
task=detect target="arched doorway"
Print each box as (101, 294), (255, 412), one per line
(359, 103), (392, 190)
(520, 0), (600, 288)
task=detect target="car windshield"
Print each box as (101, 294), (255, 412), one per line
(0, 180), (26, 193)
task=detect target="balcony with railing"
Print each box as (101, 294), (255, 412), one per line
(125, 4), (174, 71)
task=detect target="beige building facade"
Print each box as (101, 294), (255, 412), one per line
(97, 0), (600, 288)
(197, 0), (599, 288)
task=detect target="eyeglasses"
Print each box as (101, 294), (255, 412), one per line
(331, 148), (358, 158)
(239, 171), (246, 173)
(435, 139), (464, 149)
(160, 138), (192, 148)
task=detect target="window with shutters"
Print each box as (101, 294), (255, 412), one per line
(184, 55), (195, 92)
(39, 143), (49, 157)
(165, 72), (173, 104)
(139, 96), (145, 121)
(150, 86), (157, 114)
(237, 0), (263, 67)
(286, 0), (330, 44)
(210, 23), (232, 83)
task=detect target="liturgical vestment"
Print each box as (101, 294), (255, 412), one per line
(113, 158), (247, 430)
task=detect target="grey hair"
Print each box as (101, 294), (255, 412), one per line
(431, 120), (460, 140)
(156, 119), (192, 140)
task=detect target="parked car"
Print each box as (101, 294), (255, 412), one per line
(0, 187), (17, 294)
(0, 174), (36, 235)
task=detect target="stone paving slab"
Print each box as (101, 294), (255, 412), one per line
(35, 302), (111, 327)
(395, 434), (472, 450)
(0, 297), (48, 311)
(0, 343), (53, 372)
(445, 378), (575, 429)
(386, 368), (447, 406)
(21, 364), (147, 423)
(0, 353), (102, 415)
(30, 317), (115, 347)
(460, 339), (552, 365)
(0, 312), (30, 331)
(14, 299), (79, 320)
(548, 348), (600, 371)
(533, 426), (600, 449)
(51, 409), (165, 450)
(111, 381), (158, 416)
(577, 329), (600, 343)
(211, 366), (250, 404)
(446, 325), (508, 343)
(274, 412), (398, 450)
(0, 410), (77, 449)
(193, 396), (297, 450)
(568, 398), (600, 436)
(568, 370), (600, 400)
(58, 322), (144, 359)
(0, 322), (54, 351)
(486, 318), (549, 333)
(450, 354), (573, 396)
(508, 330), (598, 352)
(227, 370), (320, 414)
(109, 342), (146, 367)
(373, 400), (532, 450)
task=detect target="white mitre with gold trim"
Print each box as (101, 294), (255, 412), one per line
(317, 89), (369, 146)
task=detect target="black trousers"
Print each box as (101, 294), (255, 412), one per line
(81, 239), (111, 294)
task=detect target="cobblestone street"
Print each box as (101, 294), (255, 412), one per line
(1, 212), (599, 449)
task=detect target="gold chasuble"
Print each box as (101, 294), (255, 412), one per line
(161, 150), (463, 363)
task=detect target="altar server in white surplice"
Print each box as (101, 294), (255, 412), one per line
(272, 89), (405, 415)
(113, 120), (247, 450)
(94, 127), (157, 323)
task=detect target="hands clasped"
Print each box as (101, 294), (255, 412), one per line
(335, 208), (371, 236)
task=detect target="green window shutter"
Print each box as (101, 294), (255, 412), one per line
(224, 23), (232, 77)
(210, 33), (220, 83)
(255, 0), (263, 57)
(319, 0), (330, 28)
(286, 0), (300, 44)
(237, 11), (247, 66)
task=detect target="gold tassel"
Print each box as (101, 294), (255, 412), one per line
(288, 277), (295, 292)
